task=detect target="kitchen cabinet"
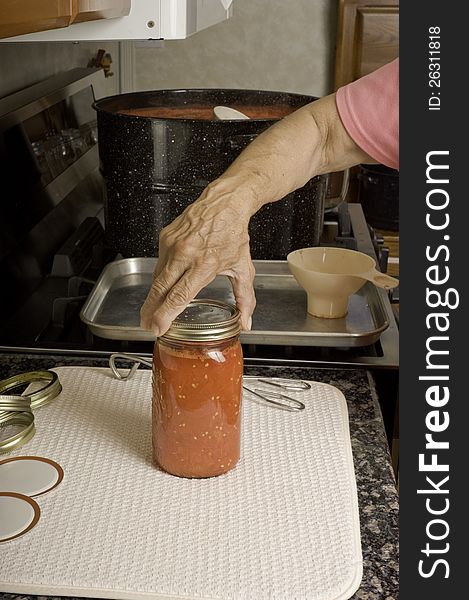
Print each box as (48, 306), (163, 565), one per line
(0, 1), (72, 38)
(334, 0), (399, 89)
(0, 0), (130, 39)
(72, 0), (131, 24)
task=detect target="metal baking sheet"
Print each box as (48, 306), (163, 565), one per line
(80, 257), (390, 347)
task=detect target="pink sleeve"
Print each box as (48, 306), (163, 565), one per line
(335, 59), (399, 170)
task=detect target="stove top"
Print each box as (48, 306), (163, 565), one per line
(0, 201), (398, 369)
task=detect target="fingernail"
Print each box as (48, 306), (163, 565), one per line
(247, 316), (252, 331)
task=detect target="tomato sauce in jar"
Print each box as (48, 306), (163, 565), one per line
(152, 300), (243, 478)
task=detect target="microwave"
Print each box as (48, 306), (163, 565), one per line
(0, 0), (234, 42)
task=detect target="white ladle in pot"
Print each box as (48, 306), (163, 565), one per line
(213, 106), (250, 120)
(287, 247), (399, 319)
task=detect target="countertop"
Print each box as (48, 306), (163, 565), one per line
(0, 352), (399, 600)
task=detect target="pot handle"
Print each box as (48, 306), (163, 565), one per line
(326, 168), (350, 209)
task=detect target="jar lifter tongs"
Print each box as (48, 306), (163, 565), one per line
(109, 353), (307, 412)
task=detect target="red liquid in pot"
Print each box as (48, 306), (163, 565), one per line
(152, 337), (243, 478)
(119, 104), (296, 120)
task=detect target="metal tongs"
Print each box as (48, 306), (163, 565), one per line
(109, 353), (152, 380)
(109, 354), (308, 412)
(242, 376), (308, 412)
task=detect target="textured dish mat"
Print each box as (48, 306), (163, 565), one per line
(0, 367), (362, 600)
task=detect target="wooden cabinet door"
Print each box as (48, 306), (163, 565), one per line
(335, 0), (399, 89)
(0, 1), (73, 39)
(0, 0), (131, 39)
(71, 0), (131, 24)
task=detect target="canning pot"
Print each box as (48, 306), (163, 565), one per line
(94, 89), (348, 260)
(358, 164), (399, 231)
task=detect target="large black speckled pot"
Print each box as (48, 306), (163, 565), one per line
(358, 164), (399, 231)
(94, 89), (327, 259)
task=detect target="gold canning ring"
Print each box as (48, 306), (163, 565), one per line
(0, 370), (62, 410)
(0, 410), (36, 454)
(0, 370), (62, 454)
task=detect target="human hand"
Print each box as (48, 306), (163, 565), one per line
(140, 179), (257, 336)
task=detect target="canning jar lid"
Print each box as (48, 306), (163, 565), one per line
(161, 299), (241, 342)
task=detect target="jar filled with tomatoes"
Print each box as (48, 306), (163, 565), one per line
(152, 300), (243, 478)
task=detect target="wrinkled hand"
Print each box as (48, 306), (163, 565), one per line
(140, 180), (257, 336)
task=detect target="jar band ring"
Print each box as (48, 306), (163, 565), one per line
(0, 370), (62, 410)
(0, 370), (62, 454)
(0, 411), (36, 455)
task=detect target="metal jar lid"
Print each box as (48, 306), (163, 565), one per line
(161, 299), (241, 342)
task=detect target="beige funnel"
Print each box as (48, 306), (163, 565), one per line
(287, 247), (399, 318)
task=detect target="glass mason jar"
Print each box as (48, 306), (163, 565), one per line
(152, 299), (243, 478)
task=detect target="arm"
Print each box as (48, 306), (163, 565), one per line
(140, 93), (375, 335)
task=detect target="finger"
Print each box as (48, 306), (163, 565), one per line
(227, 264), (256, 331)
(153, 238), (170, 278)
(150, 268), (216, 336)
(140, 258), (187, 330)
(150, 222), (174, 282)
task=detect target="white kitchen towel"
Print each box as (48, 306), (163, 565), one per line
(0, 367), (362, 600)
